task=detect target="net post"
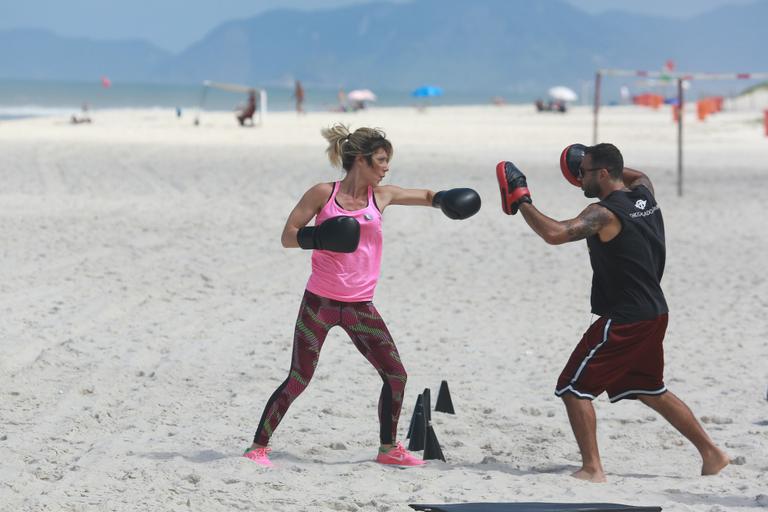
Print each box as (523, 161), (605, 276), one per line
(677, 78), (684, 197)
(593, 71), (602, 145)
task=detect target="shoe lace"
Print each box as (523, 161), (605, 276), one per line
(393, 443), (408, 455)
(251, 447), (271, 457)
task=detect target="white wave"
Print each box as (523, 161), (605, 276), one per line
(0, 105), (82, 118)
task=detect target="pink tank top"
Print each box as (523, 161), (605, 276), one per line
(305, 182), (383, 302)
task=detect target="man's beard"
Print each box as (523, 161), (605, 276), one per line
(582, 182), (601, 198)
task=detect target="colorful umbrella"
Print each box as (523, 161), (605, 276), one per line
(412, 85), (444, 98)
(548, 86), (578, 102)
(347, 89), (377, 102)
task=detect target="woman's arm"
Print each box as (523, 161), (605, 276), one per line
(376, 184), (481, 220)
(375, 185), (434, 210)
(280, 183), (332, 247)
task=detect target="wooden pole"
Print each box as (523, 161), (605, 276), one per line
(677, 78), (684, 197)
(593, 72), (602, 145)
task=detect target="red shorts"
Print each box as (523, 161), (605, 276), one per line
(555, 314), (668, 403)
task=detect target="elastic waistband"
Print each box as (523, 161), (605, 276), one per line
(304, 289), (373, 306)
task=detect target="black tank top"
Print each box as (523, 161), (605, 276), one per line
(587, 185), (668, 323)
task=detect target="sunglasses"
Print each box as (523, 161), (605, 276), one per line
(578, 166), (605, 179)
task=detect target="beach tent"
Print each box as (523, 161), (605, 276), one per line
(194, 80), (268, 126)
(410, 503), (661, 512)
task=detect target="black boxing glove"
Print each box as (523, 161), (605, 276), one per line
(432, 188), (481, 220)
(560, 143), (586, 187)
(496, 161), (531, 215)
(297, 215), (360, 253)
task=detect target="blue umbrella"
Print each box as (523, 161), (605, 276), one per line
(411, 85), (444, 98)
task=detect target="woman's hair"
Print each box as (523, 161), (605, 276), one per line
(321, 124), (393, 171)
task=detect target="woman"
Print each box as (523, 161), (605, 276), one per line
(244, 124), (480, 467)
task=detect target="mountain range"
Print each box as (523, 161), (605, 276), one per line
(1, 0), (766, 93)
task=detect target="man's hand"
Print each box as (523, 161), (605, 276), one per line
(496, 161), (532, 215)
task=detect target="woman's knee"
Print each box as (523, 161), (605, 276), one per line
(385, 366), (407, 390)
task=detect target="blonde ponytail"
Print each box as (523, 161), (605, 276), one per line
(321, 123), (393, 171)
(321, 123), (352, 168)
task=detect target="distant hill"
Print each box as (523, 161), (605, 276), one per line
(726, 81), (768, 110)
(1, 0), (767, 94)
(0, 29), (169, 82)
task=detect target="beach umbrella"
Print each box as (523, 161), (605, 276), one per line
(412, 85), (444, 98)
(548, 85), (578, 102)
(348, 89), (377, 102)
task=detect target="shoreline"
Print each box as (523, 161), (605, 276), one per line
(2, 100), (766, 124)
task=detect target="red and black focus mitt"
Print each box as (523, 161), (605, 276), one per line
(496, 161), (531, 215)
(559, 143), (587, 187)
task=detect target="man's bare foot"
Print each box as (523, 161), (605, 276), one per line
(571, 467), (607, 483)
(701, 448), (730, 475)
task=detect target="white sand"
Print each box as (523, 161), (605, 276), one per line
(0, 105), (766, 511)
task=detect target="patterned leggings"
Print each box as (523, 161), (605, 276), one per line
(254, 290), (407, 446)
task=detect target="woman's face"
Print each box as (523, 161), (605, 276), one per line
(361, 148), (390, 184)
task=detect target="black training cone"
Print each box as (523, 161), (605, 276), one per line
(422, 388), (432, 423)
(435, 380), (455, 414)
(407, 404), (426, 451)
(406, 394), (424, 439)
(423, 422), (445, 461)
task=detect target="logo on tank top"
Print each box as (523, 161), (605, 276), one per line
(634, 199), (647, 210)
(364, 214), (373, 220)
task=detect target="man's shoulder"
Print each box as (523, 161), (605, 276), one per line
(578, 203), (620, 233)
(628, 183), (653, 196)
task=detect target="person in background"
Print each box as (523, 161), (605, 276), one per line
(337, 87), (348, 112)
(71, 102), (92, 124)
(294, 80), (305, 114)
(236, 90), (257, 126)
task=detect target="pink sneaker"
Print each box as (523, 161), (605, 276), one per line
(375, 442), (426, 466)
(243, 446), (272, 467)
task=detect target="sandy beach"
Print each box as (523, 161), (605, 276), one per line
(0, 104), (766, 511)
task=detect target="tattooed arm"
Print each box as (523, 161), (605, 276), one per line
(518, 202), (617, 245)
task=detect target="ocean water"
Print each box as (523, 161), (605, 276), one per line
(0, 79), (534, 120)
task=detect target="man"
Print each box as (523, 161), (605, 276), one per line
(496, 143), (729, 482)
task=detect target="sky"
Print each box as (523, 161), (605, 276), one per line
(0, 0), (757, 53)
